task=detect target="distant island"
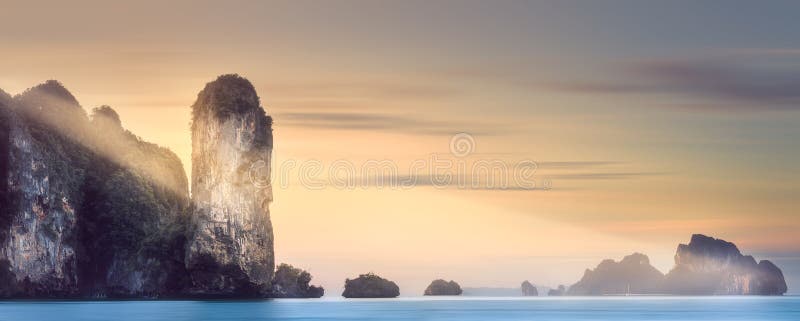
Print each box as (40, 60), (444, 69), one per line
(565, 234), (787, 296)
(424, 279), (463, 296)
(459, 235), (786, 297)
(521, 281), (538, 296)
(342, 273), (400, 298)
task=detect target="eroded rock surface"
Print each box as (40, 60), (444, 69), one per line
(0, 82), (190, 298)
(186, 74), (275, 297)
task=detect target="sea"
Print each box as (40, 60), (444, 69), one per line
(0, 296), (798, 321)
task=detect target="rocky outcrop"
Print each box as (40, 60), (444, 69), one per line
(78, 105), (191, 298)
(342, 273), (400, 298)
(547, 285), (566, 296)
(663, 234), (787, 295)
(0, 81), (191, 298)
(424, 279), (462, 296)
(0, 76), (289, 299)
(521, 280), (538, 296)
(269, 264), (324, 298)
(0, 82), (87, 297)
(567, 253), (665, 295)
(185, 74), (275, 297)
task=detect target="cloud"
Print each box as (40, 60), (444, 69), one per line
(543, 172), (665, 180)
(262, 81), (460, 101)
(349, 169), (660, 192)
(535, 161), (624, 169)
(275, 111), (501, 136)
(638, 59), (800, 104)
(545, 51), (800, 111)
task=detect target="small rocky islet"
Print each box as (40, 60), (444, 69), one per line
(270, 264), (324, 298)
(520, 281), (538, 296)
(424, 279), (463, 296)
(342, 273), (400, 298)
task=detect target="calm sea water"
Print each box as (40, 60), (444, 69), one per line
(0, 296), (798, 321)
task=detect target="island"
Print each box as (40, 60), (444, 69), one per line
(269, 264), (324, 298)
(521, 281), (538, 296)
(547, 285), (566, 296)
(342, 273), (400, 298)
(663, 234), (787, 295)
(564, 234), (787, 296)
(566, 253), (665, 295)
(424, 279), (463, 296)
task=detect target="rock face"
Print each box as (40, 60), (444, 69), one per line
(663, 234), (787, 295)
(424, 279), (462, 296)
(186, 74), (275, 297)
(269, 264), (324, 298)
(0, 76), (305, 299)
(342, 273), (400, 298)
(520, 280), (538, 296)
(567, 253), (665, 295)
(0, 81), (190, 298)
(0, 82), (85, 297)
(77, 106), (191, 298)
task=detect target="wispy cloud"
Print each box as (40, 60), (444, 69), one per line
(275, 111), (502, 136)
(263, 81), (460, 101)
(544, 50), (800, 111)
(543, 172), (664, 180)
(351, 170), (661, 192)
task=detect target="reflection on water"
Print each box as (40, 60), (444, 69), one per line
(0, 296), (798, 321)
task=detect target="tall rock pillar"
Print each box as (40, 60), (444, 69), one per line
(186, 74), (274, 297)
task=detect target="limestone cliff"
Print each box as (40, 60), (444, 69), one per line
(77, 105), (190, 298)
(0, 82), (86, 297)
(186, 74), (275, 297)
(664, 234), (787, 295)
(0, 82), (190, 298)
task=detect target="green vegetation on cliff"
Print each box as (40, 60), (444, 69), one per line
(270, 264), (324, 298)
(0, 81), (191, 298)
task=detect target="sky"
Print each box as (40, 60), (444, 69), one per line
(1, 0), (799, 295)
